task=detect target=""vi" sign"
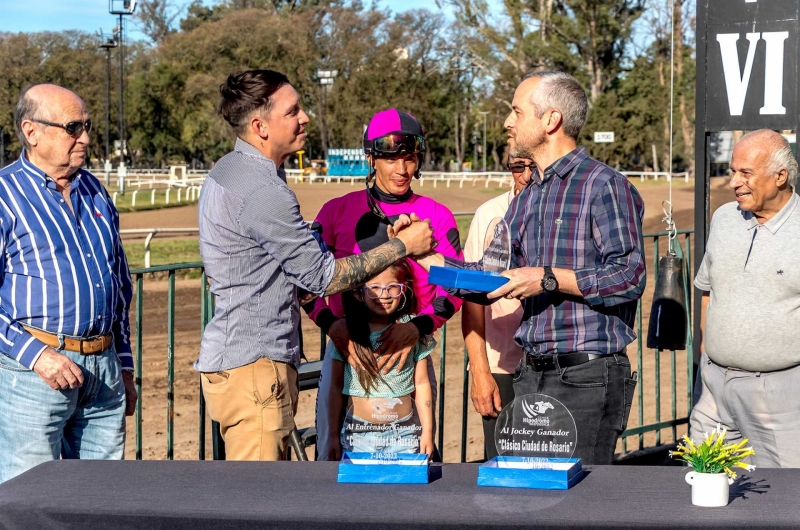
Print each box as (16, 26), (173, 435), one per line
(716, 31), (789, 116)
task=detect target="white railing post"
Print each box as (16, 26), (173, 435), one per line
(151, 189), (156, 205)
(131, 190), (138, 207)
(177, 188), (182, 202)
(112, 192), (118, 205)
(166, 189), (170, 204)
(143, 230), (158, 269)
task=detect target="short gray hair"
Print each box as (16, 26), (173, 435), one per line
(14, 86), (40, 150)
(739, 129), (799, 188)
(521, 70), (588, 140)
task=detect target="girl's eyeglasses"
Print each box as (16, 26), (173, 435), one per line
(361, 283), (406, 299)
(506, 161), (536, 175)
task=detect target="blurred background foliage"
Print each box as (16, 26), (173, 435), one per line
(0, 0), (695, 173)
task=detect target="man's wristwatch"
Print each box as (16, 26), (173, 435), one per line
(541, 266), (558, 293)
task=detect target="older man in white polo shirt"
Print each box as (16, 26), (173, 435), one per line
(462, 156), (532, 459)
(691, 129), (800, 468)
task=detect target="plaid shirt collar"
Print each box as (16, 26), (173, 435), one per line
(531, 146), (588, 186)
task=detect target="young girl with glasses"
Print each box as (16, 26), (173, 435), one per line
(325, 260), (435, 460)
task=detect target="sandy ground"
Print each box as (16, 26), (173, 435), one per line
(121, 176), (734, 462)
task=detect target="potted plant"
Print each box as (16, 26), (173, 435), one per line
(670, 424), (756, 507)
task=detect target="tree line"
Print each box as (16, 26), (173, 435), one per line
(0, 0), (695, 173)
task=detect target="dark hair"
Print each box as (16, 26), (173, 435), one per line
(341, 260), (417, 393)
(218, 69), (290, 135)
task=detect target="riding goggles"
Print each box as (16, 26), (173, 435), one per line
(366, 134), (426, 157)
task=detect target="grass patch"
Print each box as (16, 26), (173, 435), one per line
(455, 215), (474, 245)
(124, 239), (201, 270)
(111, 188), (199, 213)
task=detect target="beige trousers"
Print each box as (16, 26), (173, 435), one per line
(690, 354), (800, 468)
(201, 358), (299, 461)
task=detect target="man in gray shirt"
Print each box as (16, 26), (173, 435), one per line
(195, 70), (434, 461)
(691, 129), (800, 467)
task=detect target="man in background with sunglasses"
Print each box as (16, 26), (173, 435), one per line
(306, 109), (463, 459)
(0, 84), (136, 483)
(462, 156), (532, 460)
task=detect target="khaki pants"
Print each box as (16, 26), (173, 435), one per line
(201, 358), (298, 461)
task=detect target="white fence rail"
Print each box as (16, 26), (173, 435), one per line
(621, 171), (691, 182)
(108, 168), (689, 210)
(119, 228), (200, 268)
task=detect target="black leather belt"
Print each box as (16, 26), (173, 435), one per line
(525, 351), (624, 372)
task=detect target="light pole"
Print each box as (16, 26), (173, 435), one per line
(316, 69), (338, 160)
(479, 111), (489, 172)
(99, 33), (118, 184)
(109, 0), (136, 167)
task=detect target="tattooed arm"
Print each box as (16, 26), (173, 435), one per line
(324, 218), (434, 296)
(325, 239), (406, 295)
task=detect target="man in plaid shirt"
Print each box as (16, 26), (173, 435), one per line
(414, 71), (646, 464)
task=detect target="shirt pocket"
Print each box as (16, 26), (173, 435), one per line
(547, 214), (586, 269)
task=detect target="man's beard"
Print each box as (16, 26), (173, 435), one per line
(510, 128), (546, 159)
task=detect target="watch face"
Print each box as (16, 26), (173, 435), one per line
(543, 277), (558, 292)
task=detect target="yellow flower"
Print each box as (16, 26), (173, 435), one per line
(715, 429), (727, 448)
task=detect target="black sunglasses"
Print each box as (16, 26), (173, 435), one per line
(33, 119), (92, 137)
(507, 161), (536, 174)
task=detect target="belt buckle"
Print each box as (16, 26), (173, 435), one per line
(529, 354), (555, 372)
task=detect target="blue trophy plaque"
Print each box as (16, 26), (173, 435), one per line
(428, 217), (511, 293)
(477, 394), (585, 490)
(336, 397), (430, 484)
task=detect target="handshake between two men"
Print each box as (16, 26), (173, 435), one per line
(389, 214), (581, 303)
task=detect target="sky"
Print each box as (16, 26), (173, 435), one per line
(0, 0), (447, 40)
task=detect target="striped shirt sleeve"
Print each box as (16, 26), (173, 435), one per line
(240, 184), (335, 296)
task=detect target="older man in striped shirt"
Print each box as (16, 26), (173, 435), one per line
(0, 84), (135, 483)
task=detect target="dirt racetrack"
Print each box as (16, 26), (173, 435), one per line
(121, 176), (733, 462)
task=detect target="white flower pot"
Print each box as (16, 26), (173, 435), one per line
(685, 471), (733, 507)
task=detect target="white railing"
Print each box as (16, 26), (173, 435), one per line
(284, 170), (515, 188)
(621, 171), (691, 183)
(417, 171), (513, 189)
(119, 228), (200, 268)
(112, 185), (202, 207)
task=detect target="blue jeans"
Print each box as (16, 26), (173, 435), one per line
(340, 411), (421, 454)
(0, 347), (126, 483)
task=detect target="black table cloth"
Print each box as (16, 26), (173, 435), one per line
(0, 460), (795, 529)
